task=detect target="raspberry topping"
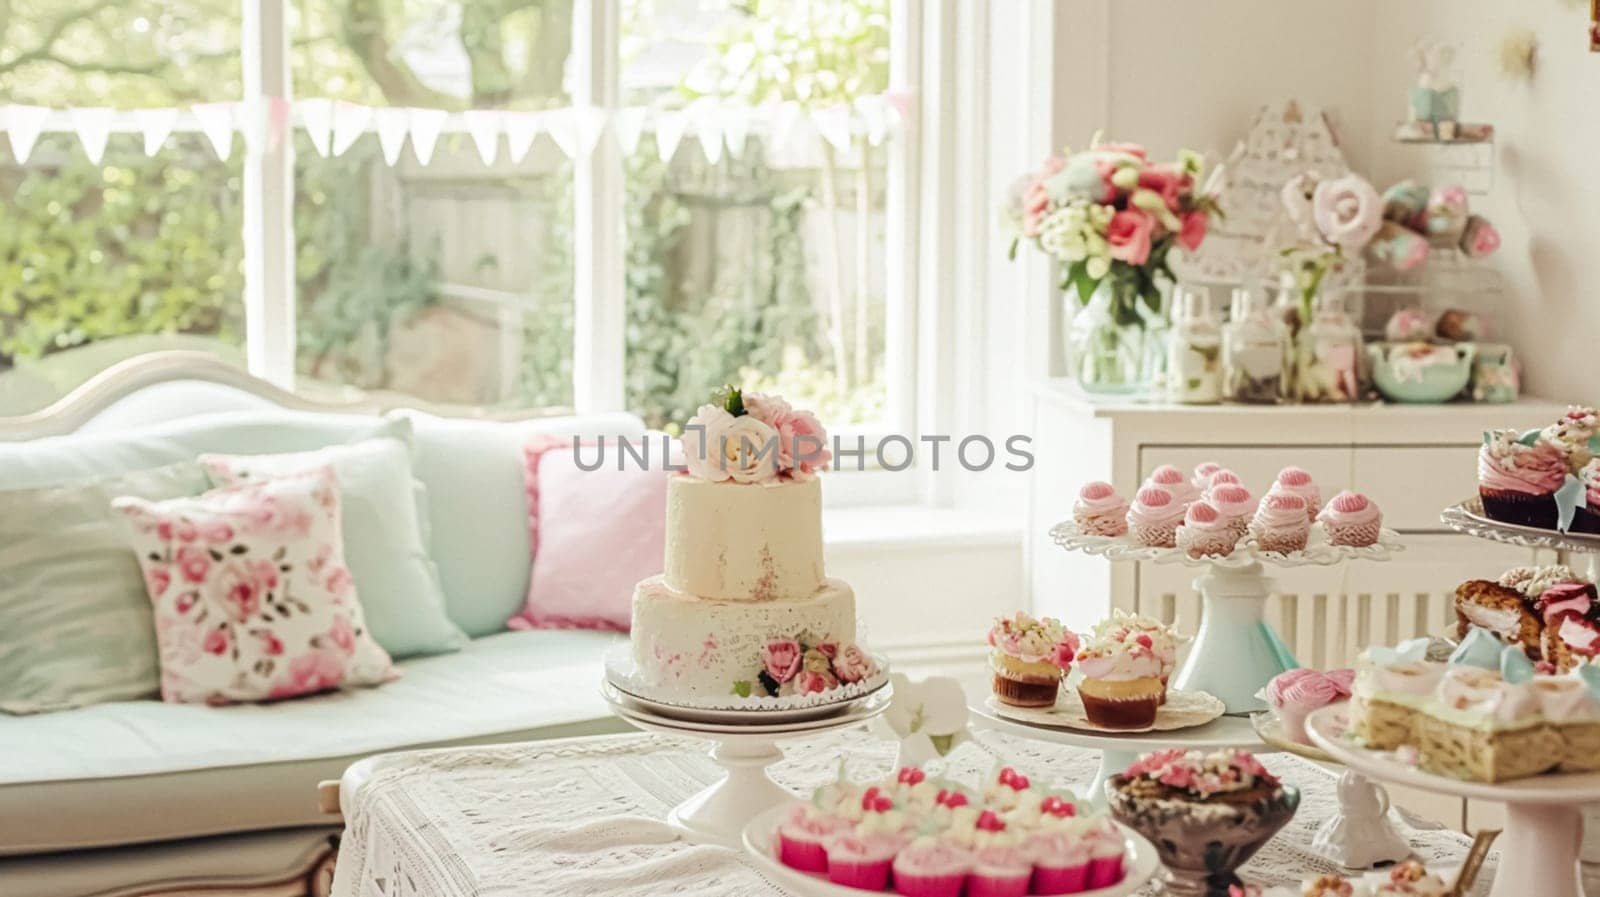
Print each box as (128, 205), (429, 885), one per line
(1150, 465), (1184, 485)
(976, 810), (1006, 832)
(1185, 501), (1220, 523)
(1211, 484), (1251, 504)
(1266, 492), (1306, 511)
(1080, 480), (1115, 500)
(1276, 466), (1313, 486)
(1330, 491), (1369, 513)
(1209, 469), (1241, 486)
(1136, 486), (1173, 507)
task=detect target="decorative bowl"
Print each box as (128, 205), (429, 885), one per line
(1105, 777), (1300, 897)
(1368, 341), (1474, 404)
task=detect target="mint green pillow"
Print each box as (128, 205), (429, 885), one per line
(0, 463), (212, 713)
(200, 437), (467, 659)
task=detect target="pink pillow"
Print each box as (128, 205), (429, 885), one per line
(113, 466), (397, 705)
(508, 436), (667, 632)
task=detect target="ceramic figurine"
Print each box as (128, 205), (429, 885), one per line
(1409, 41), (1461, 126)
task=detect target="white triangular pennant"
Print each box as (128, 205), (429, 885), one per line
(813, 104), (853, 153)
(687, 98), (723, 165)
(503, 111), (541, 163)
(653, 111), (687, 163)
(135, 107), (178, 156)
(768, 101), (805, 149)
(575, 106), (607, 157)
(613, 108), (647, 156)
(68, 107), (114, 164)
(854, 95), (889, 146)
(330, 101), (371, 156)
(544, 109), (577, 158)
(298, 98), (334, 157)
(3, 105), (50, 164)
(721, 107), (750, 159)
(191, 102), (237, 161)
(463, 110), (501, 165)
(373, 108), (409, 166)
(407, 108), (448, 164)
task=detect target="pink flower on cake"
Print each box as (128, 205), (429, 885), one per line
(781, 409), (832, 480)
(794, 669), (837, 694)
(1106, 209), (1155, 266)
(722, 415), (781, 484)
(834, 644), (876, 683)
(681, 404), (738, 482)
(762, 639), (804, 683)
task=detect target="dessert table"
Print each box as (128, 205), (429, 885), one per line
(329, 729), (1506, 897)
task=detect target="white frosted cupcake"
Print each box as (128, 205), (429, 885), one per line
(1126, 486), (1185, 548)
(1251, 491), (1311, 553)
(1073, 481), (1130, 537)
(1145, 464), (1200, 505)
(1269, 466), (1321, 523)
(1176, 500), (1238, 558)
(1318, 491), (1383, 547)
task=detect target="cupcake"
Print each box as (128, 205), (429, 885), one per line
(1191, 462), (1222, 493)
(1477, 429), (1567, 530)
(1264, 668), (1348, 744)
(1205, 483), (1257, 542)
(891, 838), (971, 897)
(1126, 486), (1185, 548)
(1176, 500), (1238, 558)
(1317, 491), (1383, 547)
(1251, 492), (1311, 553)
(966, 812), (1031, 897)
(1207, 468), (1242, 489)
(1075, 631), (1165, 729)
(776, 802), (845, 873)
(825, 832), (900, 890)
(1575, 460), (1600, 535)
(1269, 466), (1321, 522)
(1369, 860), (1450, 897)
(1025, 829), (1091, 895)
(1145, 464), (1200, 505)
(1540, 406), (1599, 473)
(1084, 819), (1126, 889)
(1072, 481), (1129, 537)
(1094, 611), (1183, 703)
(987, 612), (1078, 708)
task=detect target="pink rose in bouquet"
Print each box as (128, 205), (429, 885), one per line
(1178, 210), (1209, 252)
(1106, 209), (1156, 265)
(762, 639), (803, 683)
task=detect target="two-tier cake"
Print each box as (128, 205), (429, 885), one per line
(629, 388), (877, 699)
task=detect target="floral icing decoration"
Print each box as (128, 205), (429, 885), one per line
(986, 611), (1080, 668)
(733, 634), (877, 698)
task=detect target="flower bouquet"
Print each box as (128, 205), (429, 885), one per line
(1007, 137), (1223, 394)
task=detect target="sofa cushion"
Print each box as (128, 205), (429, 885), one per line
(201, 437), (467, 659)
(0, 630), (626, 855)
(395, 411), (646, 637)
(0, 462), (213, 714)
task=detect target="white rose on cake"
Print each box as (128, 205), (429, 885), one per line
(681, 402), (780, 484)
(682, 403), (737, 482)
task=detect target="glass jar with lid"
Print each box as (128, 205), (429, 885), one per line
(1292, 290), (1364, 403)
(1222, 286), (1290, 404)
(1164, 285), (1222, 404)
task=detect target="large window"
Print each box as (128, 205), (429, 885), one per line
(0, 0), (911, 429)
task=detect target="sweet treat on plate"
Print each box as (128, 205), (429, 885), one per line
(1452, 578), (1543, 655)
(1075, 626), (1166, 729)
(1500, 563), (1586, 599)
(1537, 581), (1600, 672)
(1476, 428), (1566, 530)
(1347, 627), (1600, 781)
(1251, 492), (1312, 553)
(1119, 752), (1283, 808)
(630, 390), (878, 699)
(1539, 405), (1599, 473)
(987, 612), (1078, 708)
(1145, 464), (1200, 505)
(1176, 500), (1238, 558)
(1208, 468), (1243, 489)
(1072, 481), (1129, 537)
(1191, 461), (1223, 492)
(775, 765), (1126, 895)
(1206, 483), (1258, 542)
(1268, 466), (1321, 522)
(1264, 667), (1353, 744)
(1452, 564), (1599, 668)
(1092, 610), (1184, 702)
(1575, 459), (1600, 535)
(1316, 491), (1382, 546)
(1126, 485), (1185, 548)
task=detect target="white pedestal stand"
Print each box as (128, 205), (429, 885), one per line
(1309, 703), (1600, 897)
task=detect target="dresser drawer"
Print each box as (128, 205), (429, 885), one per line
(1351, 446), (1478, 531)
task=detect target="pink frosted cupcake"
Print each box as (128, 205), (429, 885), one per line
(967, 814), (1033, 897)
(1478, 429), (1567, 530)
(892, 838), (972, 897)
(1145, 464), (1199, 505)
(1207, 468), (1242, 489)
(1176, 500), (1238, 558)
(1191, 462), (1223, 493)
(1073, 481), (1129, 537)
(777, 803), (847, 873)
(1205, 483), (1257, 542)
(1084, 820), (1126, 889)
(1026, 828), (1092, 895)
(1126, 486), (1185, 548)
(1270, 466), (1321, 522)
(1265, 668), (1345, 744)
(1251, 492), (1311, 553)
(825, 832), (900, 890)
(1317, 491), (1383, 546)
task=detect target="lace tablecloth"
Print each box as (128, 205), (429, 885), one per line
(330, 729), (1489, 897)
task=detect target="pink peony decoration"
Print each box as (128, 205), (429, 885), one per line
(762, 639), (803, 683)
(1106, 209), (1156, 266)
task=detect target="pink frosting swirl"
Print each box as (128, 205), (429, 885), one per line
(1478, 431), (1568, 495)
(1271, 467), (1321, 511)
(1325, 668), (1355, 696)
(1316, 491), (1381, 527)
(1127, 485), (1185, 527)
(1146, 465), (1199, 504)
(1075, 481), (1129, 517)
(1252, 492), (1309, 530)
(1205, 484), (1256, 520)
(1208, 469), (1242, 488)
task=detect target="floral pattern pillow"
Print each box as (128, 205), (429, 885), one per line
(113, 466), (396, 705)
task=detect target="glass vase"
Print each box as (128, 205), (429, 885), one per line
(1067, 282), (1153, 396)
(1291, 291), (1364, 404)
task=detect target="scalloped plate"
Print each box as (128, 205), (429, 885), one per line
(1050, 520), (1404, 568)
(987, 689), (1225, 735)
(603, 643), (891, 724)
(1442, 496), (1600, 554)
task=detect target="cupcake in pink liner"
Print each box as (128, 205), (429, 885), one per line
(1265, 668), (1345, 744)
(1073, 481), (1129, 537)
(891, 837), (972, 897)
(1145, 464), (1200, 505)
(1317, 491), (1383, 547)
(1251, 492), (1311, 553)
(1126, 486), (1185, 548)
(1176, 500), (1238, 558)
(777, 802), (848, 873)
(824, 831), (900, 890)
(1205, 483), (1257, 542)
(967, 812), (1032, 897)
(1026, 828), (1092, 895)
(1191, 462), (1223, 493)
(1270, 466), (1321, 522)
(1084, 819), (1127, 889)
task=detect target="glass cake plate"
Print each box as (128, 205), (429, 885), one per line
(603, 642), (891, 724)
(1441, 496), (1600, 556)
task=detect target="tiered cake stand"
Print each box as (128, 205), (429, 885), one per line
(1050, 523), (1406, 714)
(602, 646), (891, 848)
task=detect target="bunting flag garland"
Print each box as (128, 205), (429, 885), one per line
(2, 105), (49, 164)
(407, 108), (448, 164)
(503, 111), (541, 164)
(463, 109), (501, 165)
(135, 107), (178, 156)
(686, 97), (723, 165)
(812, 103), (854, 153)
(854, 94), (890, 147)
(329, 101), (371, 156)
(652, 110), (687, 163)
(191, 102), (238, 161)
(612, 107), (647, 156)
(298, 98), (334, 157)
(721, 106), (751, 159)
(372, 107), (410, 166)
(574, 106), (608, 157)
(68, 107), (113, 164)
(543, 108), (576, 158)
(768, 100), (805, 150)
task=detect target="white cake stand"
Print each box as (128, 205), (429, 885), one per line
(603, 682), (890, 848)
(1052, 522), (1404, 714)
(1308, 703), (1600, 897)
(969, 698), (1269, 808)
(1251, 712), (1411, 869)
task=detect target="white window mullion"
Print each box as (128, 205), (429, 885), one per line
(884, 0), (920, 439)
(914, 0), (957, 506)
(572, 0), (626, 413)
(242, 0), (295, 388)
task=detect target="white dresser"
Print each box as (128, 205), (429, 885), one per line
(1023, 382), (1570, 669)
